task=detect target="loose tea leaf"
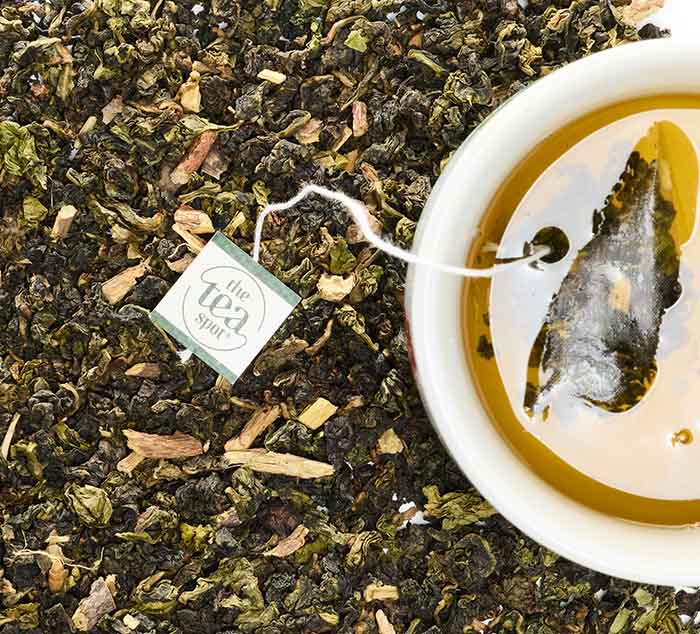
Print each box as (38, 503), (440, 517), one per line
(0, 0), (679, 632)
(65, 484), (113, 527)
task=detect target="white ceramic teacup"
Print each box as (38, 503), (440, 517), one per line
(406, 38), (700, 585)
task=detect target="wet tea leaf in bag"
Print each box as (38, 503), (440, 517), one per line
(525, 121), (697, 417)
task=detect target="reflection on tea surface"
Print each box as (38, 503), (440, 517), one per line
(464, 96), (700, 524)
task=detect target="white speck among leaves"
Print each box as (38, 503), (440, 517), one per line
(177, 349), (193, 363)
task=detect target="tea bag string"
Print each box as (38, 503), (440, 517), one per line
(253, 185), (549, 278)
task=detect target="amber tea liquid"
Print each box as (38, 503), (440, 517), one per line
(463, 95), (700, 525)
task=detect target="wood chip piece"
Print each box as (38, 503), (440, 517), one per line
(375, 610), (397, 634)
(72, 577), (117, 631)
(264, 524), (309, 557)
(221, 450), (334, 478)
(364, 583), (400, 603)
(295, 119), (322, 145)
(48, 557), (68, 594)
(377, 429), (404, 454)
(123, 430), (204, 459)
(167, 254), (194, 273)
(225, 405), (281, 451)
(352, 101), (369, 137)
(346, 208), (382, 244)
(178, 70), (201, 113)
(171, 130), (217, 185)
(111, 225), (134, 243)
(332, 125), (353, 152)
(620, 0), (664, 25)
(173, 223), (206, 253)
(101, 96), (124, 124)
(116, 451), (146, 475)
(317, 273), (355, 302)
(215, 374), (232, 392)
(123, 614), (140, 629)
(101, 261), (148, 305)
(51, 205), (78, 239)
(125, 363), (161, 378)
(257, 69), (287, 84)
(78, 116), (97, 138)
(174, 206), (215, 234)
(1, 413), (19, 460)
(298, 398), (338, 430)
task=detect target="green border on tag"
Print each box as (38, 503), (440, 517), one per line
(150, 311), (240, 384)
(148, 232), (300, 386)
(212, 232), (300, 307)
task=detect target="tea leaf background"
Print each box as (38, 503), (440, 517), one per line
(0, 0), (695, 633)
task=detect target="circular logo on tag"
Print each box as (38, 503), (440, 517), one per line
(182, 265), (266, 352)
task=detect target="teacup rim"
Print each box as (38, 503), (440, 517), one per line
(407, 37), (700, 585)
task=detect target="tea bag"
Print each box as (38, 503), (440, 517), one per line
(488, 111), (700, 499)
(525, 121), (692, 418)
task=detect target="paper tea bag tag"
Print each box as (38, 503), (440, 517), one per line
(150, 232), (300, 384)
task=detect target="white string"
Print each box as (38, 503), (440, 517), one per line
(253, 184), (549, 278)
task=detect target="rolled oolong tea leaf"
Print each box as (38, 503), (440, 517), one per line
(525, 121), (698, 418)
(65, 483), (113, 527)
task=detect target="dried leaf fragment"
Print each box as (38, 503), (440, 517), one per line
(201, 148), (229, 180)
(174, 206), (215, 234)
(101, 261), (148, 305)
(298, 398), (338, 430)
(377, 428), (404, 454)
(375, 609), (396, 634)
(264, 525), (309, 557)
(257, 69), (287, 84)
(72, 577), (117, 631)
(317, 273), (356, 302)
(225, 405), (281, 451)
(125, 363), (161, 378)
(51, 205), (78, 239)
(116, 451), (146, 475)
(306, 319), (334, 356)
(345, 29), (368, 52)
(221, 450), (334, 478)
(123, 430), (204, 459)
(364, 583), (400, 603)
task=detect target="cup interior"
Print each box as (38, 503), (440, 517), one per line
(406, 38), (700, 585)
